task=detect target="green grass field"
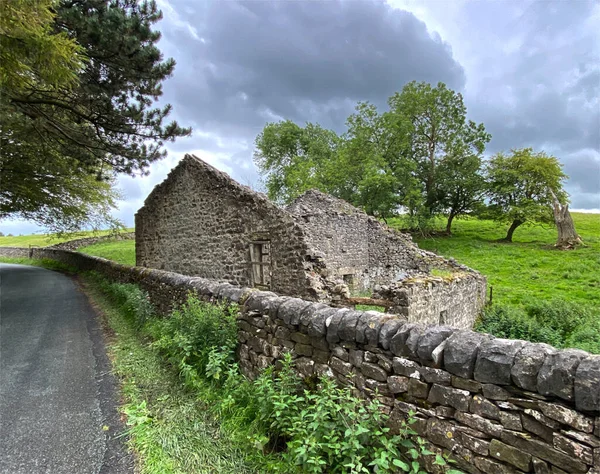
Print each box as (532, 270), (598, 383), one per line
(0, 228), (133, 247)
(74, 213), (599, 314)
(6, 214), (599, 350)
(388, 213), (600, 311)
(79, 240), (136, 266)
(15, 213), (596, 312)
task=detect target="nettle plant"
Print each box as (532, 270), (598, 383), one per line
(135, 292), (459, 473)
(248, 354), (457, 474)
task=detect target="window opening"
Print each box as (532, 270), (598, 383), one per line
(250, 241), (271, 289)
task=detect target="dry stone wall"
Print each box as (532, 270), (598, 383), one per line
(0, 247), (31, 258)
(3, 247), (597, 474)
(374, 274), (487, 328)
(48, 232), (134, 251)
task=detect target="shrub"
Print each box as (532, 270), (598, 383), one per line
(91, 278), (444, 473)
(476, 299), (600, 353)
(91, 273), (155, 328)
(149, 295), (238, 379)
(249, 354), (441, 474)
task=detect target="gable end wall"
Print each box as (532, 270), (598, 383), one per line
(135, 156), (312, 297)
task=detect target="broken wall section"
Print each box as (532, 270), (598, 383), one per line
(288, 190), (431, 294)
(373, 271), (487, 328)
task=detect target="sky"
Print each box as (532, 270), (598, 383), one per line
(3, 0), (599, 235)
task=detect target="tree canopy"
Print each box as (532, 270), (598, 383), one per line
(387, 81), (490, 221)
(254, 81), (490, 229)
(1, 0), (191, 232)
(485, 148), (568, 242)
(0, 0), (84, 93)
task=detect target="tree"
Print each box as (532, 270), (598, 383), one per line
(387, 81), (490, 226)
(254, 120), (340, 204)
(1, 113), (122, 234)
(437, 151), (486, 233)
(4, 0), (191, 177)
(1, 0), (190, 232)
(485, 148), (568, 242)
(253, 82), (490, 226)
(337, 102), (416, 219)
(254, 106), (416, 219)
(0, 0), (84, 93)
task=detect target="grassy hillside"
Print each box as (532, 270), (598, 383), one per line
(6, 213), (599, 351)
(389, 213), (600, 353)
(79, 240), (136, 266)
(0, 228), (133, 247)
(389, 213), (600, 310)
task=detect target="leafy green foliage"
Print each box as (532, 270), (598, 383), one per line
(251, 355), (433, 473)
(83, 275), (263, 474)
(485, 148), (568, 241)
(476, 300), (600, 354)
(0, 123), (124, 233)
(1, 0), (191, 233)
(6, 0), (191, 175)
(387, 81), (490, 224)
(85, 277), (439, 473)
(253, 81), (490, 229)
(0, 0), (84, 92)
(150, 296), (239, 379)
(254, 120), (340, 204)
(94, 277), (156, 328)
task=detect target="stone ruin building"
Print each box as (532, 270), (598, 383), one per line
(135, 154), (486, 329)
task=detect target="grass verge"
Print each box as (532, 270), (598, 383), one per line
(82, 272), (445, 473)
(80, 275), (267, 474)
(0, 257), (77, 273)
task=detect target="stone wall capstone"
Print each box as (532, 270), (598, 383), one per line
(1, 247), (598, 474)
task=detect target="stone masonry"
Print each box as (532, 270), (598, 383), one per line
(1, 246), (598, 474)
(135, 154), (486, 329)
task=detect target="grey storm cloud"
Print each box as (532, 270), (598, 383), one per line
(446, 0), (600, 209)
(150, 0), (598, 210)
(158, 0), (465, 135)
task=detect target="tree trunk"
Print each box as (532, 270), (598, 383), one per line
(504, 219), (523, 242)
(445, 213), (456, 234)
(551, 193), (582, 249)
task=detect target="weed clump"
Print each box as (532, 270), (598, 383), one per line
(90, 272), (449, 473)
(476, 299), (600, 353)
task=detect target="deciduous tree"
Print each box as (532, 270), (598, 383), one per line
(485, 148), (568, 242)
(0, 0), (84, 93)
(387, 81), (490, 223)
(254, 120), (340, 204)
(0, 113), (122, 234)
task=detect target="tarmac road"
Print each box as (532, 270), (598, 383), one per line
(0, 263), (133, 474)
